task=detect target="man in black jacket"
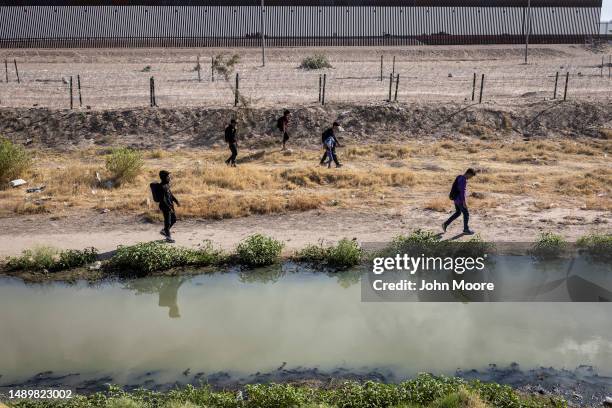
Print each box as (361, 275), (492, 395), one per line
(224, 119), (238, 167)
(319, 122), (342, 168)
(159, 170), (180, 243)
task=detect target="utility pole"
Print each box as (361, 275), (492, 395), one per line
(260, 0), (266, 67)
(524, 0), (531, 64)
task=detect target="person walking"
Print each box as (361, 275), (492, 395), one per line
(157, 170), (180, 243)
(277, 110), (291, 150)
(319, 122), (342, 168)
(224, 119), (238, 167)
(443, 168), (476, 235)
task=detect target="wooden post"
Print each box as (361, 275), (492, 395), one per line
(394, 74), (400, 102)
(388, 73), (394, 102)
(380, 55), (383, 81)
(471, 72), (476, 101)
(478, 74), (485, 104)
(601, 56), (604, 77)
(563, 71), (569, 101)
(4, 59), (7, 83)
(149, 77), (153, 107)
(318, 74), (322, 103)
(77, 74), (82, 107)
(553, 71), (559, 99)
(211, 56), (214, 82)
(150, 77), (156, 107)
(69, 76), (73, 109)
(13, 59), (20, 83)
(234, 73), (239, 107)
(392, 56), (396, 77)
(197, 55), (201, 82)
(609, 55), (611, 79)
(321, 73), (326, 105)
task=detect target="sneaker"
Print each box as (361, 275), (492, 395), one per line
(165, 236), (176, 243)
(442, 223), (447, 233)
(463, 229), (475, 235)
(336, 164), (343, 168)
(160, 229), (167, 237)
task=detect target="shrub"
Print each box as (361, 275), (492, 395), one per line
(108, 241), (225, 275)
(294, 238), (362, 269)
(577, 233), (612, 261)
(5, 246), (97, 272)
(105, 147), (144, 185)
(245, 383), (312, 408)
(299, 54), (333, 70)
(531, 232), (567, 260)
(212, 53), (240, 80)
(235, 234), (284, 267)
(0, 137), (31, 187)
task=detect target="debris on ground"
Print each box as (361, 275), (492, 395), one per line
(9, 179), (27, 188)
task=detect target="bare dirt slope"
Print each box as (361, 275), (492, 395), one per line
(1, 101), (611, 150)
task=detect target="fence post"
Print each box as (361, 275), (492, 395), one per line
(609, 55), (611, 79)
(211, 56), (214, 82)
(392, 56), (396, 77)
(563, 72), (569, 101)
(318, 75), (322, 103)
(601, 56), (604, 77)
(478, 74), (485, 104)
(149, 77), (153, 107)
(388, 73), (393, 102)
(77, 74), (82, 107)
(69, 76), (73, 109)
(150, 77), (157, 107)
(234, 73), (239, 107)
(321, 73), (326, 105)
(13, 59), (19, 83)
(553, 71), (559, 99)
(4, 60), (7, 83)
(197, 55), (201, 82)
(471, 72), (476, 101)
(380, 55), (383, 81)
(394, 74), (400, 102)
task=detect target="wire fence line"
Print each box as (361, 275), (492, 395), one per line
(0, 57), (610, 109)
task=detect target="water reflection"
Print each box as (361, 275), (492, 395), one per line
(124, 276), (187, 318)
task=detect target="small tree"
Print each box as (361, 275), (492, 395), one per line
(105, 147), (144, 186)
(0, 138), (31, 188)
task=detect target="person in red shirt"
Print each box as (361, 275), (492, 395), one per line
(443, 168), (476, 235)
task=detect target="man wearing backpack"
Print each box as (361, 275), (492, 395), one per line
(319, 122), (342, 168)
(277, 110), (291, 150)
(442, 168), (476, 235)
(224, 119), (238, 167)
(152, 170), (180, 243)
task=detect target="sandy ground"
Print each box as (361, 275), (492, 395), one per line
(0, 44), (611, 109)
(0, 200), (609, 257)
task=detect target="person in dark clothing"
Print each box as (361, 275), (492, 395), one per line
(278, 110), (291, 150)
(158, 170), (180, 243)
(224, 119), (238, 167)
(443, 168), (476, 235)
(319, 122), (342, 168)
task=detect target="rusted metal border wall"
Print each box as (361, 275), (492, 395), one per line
(0, 0), (603, 48)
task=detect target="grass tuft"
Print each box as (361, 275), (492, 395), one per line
(576, 233), (612, 261)
(530, 232), (567, 260)
(294, 238), (362, 269)
(5, 246), (97, 272)
(235, 234), (284, 268)
(105, 147), (144, 186)
(0, 137), (31, 187)
(299, 54), (333, 70)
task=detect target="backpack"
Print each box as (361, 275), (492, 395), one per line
(150, 182), (164, 203)
(449, 176), (460, 200)
(277, 116), (285, 131)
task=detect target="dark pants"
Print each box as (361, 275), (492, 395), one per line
(444, 203), (470, 231)
(160, 204), (177, 237)
(320, 146), (340, 166)
(225, 143), (237, 165)
(282, 131), (289, 143)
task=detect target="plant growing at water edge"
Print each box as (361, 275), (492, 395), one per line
(105, 147), (144, 186)
(235, 234), (283, 268)
(576, 233), (612, 261)
(0, 137), (31, 188)
(107, 241), (225, 275)
(299, 54), (333, 70)
(5, 246), (97, 272)
(530, 232), (567, 260)
(294, 238), (362, 269)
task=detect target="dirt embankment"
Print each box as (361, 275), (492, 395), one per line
(1, 101), (610, 150)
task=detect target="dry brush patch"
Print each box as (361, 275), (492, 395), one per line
(1, 140), (610, 220)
